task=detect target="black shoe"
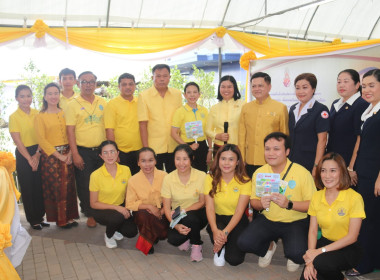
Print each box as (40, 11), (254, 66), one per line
(68, 221), (79, 227)
(31, 224), (42, 230)
(59, 223), (72, 229)
(148, 246), (154, 255)
(40, 222), (50, 227)
(345, 269), (361, 277)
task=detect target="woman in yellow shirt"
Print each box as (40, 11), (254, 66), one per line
(204, 144), (251, 267)
(171, 82), (212, 172)
(205, 76), (245, 155)
(126, 147), (168, 255)
(89, 140), (137, 249)
(35, 83), (79, 228)
(9, 85), (47, 230)
(161, 144), (207, 262)
(301, 153), (365, 280)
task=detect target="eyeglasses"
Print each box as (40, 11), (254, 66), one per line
(80, 80), (96, 86)
(102, 150), (117, 155)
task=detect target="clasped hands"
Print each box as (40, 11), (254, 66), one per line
(260, 193), (289, 209)
(212, 229), (227, 253)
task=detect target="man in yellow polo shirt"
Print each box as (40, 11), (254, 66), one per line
(59, 68), (79, 112)
(138, 64), (182, 172)
(238, 72), (289, 178)
(237, 132), (316, 272)
(104, 73), (142, 175)
(66, 71), (107, 228)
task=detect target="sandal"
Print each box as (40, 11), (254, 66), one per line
(345, 269), (361, 277)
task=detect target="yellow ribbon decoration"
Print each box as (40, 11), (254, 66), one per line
(332, 38), (342, 45)
(30, 19), (49, 38)
(240, 50), (257, 70)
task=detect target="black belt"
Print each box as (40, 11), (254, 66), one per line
(77, 146), (99, 151)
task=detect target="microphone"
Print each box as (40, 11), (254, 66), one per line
(223, 122), (229, 144)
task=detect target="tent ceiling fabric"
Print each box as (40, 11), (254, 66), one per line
(0, 0), (379, 43)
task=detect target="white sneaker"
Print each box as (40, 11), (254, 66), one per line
(104, 233), (117, 249)
(112, 231), (124, 241)
(258, 242), (277, 268)
(287, 259), (300, 272)
(213, 248), (226, 267)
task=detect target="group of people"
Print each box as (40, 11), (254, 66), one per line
(7, 63), (380, 279)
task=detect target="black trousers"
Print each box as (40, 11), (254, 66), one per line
(15, 145), (45, 226)
(167, 208), (208, 246)
(156, 152), (175, 173)
(237, 214), (309, 264)
(245, 164), (262, 179)
(119, 150), (139, 175)
(75, 147), (103, 217)
(206, 214), (249, 266)
(92, 208), (138, 239)
(300, 236), (362, 280)
(186, 140), (208, 173)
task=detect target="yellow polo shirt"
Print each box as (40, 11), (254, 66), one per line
(204, 174), (251, 216)
(238, 96), (289, 165)
(172, 103), (208, 143)
(205, 99), (245, 146)
(308, 188), (365, 241)
(65, 95), (107, 148)
(251, 159), (316, 223)
(137, 86), (182, 153)
(126, 168), (167, 211)
(89, 163), (131, 206)
(60, 92), (79, 112)
(9, 107), (38, 147)
(35, 110), (68, 156)
(104, 96), (142, 153)
(161, 168), (206, 210)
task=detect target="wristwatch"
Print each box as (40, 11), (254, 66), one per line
(286, 200), (293, 210)
(321, 247), (327, 253)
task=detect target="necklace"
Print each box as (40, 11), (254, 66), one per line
(75, 98), (99, 124)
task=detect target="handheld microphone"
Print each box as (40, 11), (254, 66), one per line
(223, 122), (229, 144)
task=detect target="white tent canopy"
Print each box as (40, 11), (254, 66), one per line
(1, 0), (379, 43)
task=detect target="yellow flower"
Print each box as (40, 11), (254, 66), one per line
(332, 38), (342, 45)
(0, 151), (16, 175)
(240, 51), (257, 70)
(215, 27), (227, 38)
(31, 19), (49, 39)
(0, 223), (12, 250)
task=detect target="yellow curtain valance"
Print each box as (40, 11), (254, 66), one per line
(1, 20), (378, 62)
(0, 19), (332, 56)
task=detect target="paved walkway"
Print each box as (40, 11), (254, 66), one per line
(15, 208), (380, 280)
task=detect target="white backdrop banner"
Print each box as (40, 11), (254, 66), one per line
(248, 44), (380, 109)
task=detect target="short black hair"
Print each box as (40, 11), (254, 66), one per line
(264, 132), (291, 150)
(99, 140), (119, 153)
(59, 68), (76, 80)
(137, 147), (157, 161)
(173, 144), (194, 164)
(152, 64), (170, 75)
(15, 84), (32, 98)
(250, 72), (271, 84)
(118, 73), (136, 85)
(78, 71), (97, 81)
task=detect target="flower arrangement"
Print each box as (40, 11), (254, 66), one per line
(0, 151), (15, 176)
(240, 50), (257, 70)
(0, 223), (12, 250)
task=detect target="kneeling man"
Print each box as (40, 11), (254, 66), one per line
(237, 132), (316, 272)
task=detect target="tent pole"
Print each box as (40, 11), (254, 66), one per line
(218, 47), (222, 81)
(106, 0), (111, 28)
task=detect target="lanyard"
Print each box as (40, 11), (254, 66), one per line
(281, 162), (294, 181)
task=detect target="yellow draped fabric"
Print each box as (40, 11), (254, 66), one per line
(0, 166), (19, 226)
(0, 19), (379, 59)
